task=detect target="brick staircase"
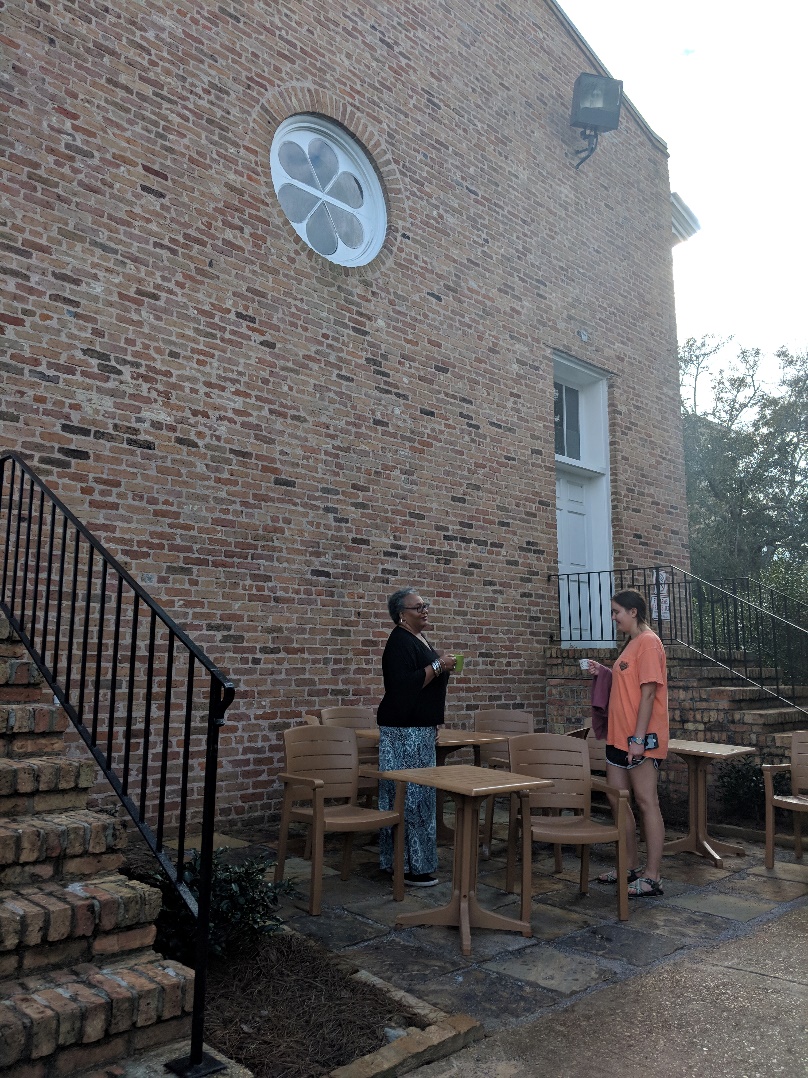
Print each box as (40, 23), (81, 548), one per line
(665, 645), (808, 751)
(0, 616), (194, 1078)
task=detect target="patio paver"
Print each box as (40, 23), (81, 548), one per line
(482, 943), (616, 995)
(665, 889), (780, 921)
(411, 965), (558, 1032)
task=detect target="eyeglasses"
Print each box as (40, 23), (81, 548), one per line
(402, 603), (430, 614)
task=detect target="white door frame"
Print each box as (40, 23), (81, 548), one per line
(553, 353), (614, 647)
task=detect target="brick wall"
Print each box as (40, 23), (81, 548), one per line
(1, 0), (689, 826)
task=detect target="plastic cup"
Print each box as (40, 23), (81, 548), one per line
(454, 654), (464, 674)
(579, 658), (590, 671)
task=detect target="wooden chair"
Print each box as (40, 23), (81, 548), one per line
(763, 730), (808, 870)
(320, 706), (376, 752)
(474, 709), (535, 858)
(301, 713), (321, 724)
(274, 725), (405, 915)
(586, 736), (608, 776)
(505, 733), (630, 921)
(552, 725), (608, 871)
(321, 705), (378, 804)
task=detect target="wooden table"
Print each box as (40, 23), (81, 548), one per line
(353, 727), (511, 843)
(383, 764), (553, 955)
(435, 730), (510, 843)
(355, 726), (509, 763)
(664, 739), (756, 867)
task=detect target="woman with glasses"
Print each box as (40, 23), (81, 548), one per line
(377, 587), (458, 886)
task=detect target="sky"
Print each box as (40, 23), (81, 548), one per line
(558, 0), (808, 374)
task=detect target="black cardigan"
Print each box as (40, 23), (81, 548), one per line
(377, 625), (449, 728)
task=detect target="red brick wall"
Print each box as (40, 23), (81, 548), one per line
(0, 0), (689, 826)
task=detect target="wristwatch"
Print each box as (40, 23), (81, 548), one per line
(628, 736), (645, 746)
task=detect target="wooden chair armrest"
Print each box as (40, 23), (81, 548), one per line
(278, 772), (324, 790)
(762, 763), (791, 796)
(591, 777), (628, 797)
(592, 777), (628, 828)
(487, 756), (509, 769)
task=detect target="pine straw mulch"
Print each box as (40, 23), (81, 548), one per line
(119, 833), (428, 1077)
(204, 931), (428, 1078)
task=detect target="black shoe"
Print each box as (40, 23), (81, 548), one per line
(404, 872), (439, 887)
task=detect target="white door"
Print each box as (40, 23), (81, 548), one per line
(556, 474), (591, 641)
(555, 471), (614, 645)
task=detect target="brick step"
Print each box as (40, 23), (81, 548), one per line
(0, 810), (127, 888)
(0, 955), (193, 1076)
(0, 616), (23, 659)
(705, 684), (808, 699)
(668, 665), (781, 683)
(677, 705), (806, 726)
(0, 874), (162, 979)
(731, 707), (808, 728)
(0, 657), (43, 688)
(669, 686), (808, 709)
(677, 715), (808, 740)
(1, 703), (70, 759)
(670, 669), (799, 683)
(0, 756), (97, 817)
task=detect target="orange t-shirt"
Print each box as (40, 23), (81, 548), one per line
(607, 631), (669, 759)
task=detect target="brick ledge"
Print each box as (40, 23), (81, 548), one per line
(329, 969), (483, 1078)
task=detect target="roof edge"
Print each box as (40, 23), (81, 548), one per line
(543, 0), (669, 157)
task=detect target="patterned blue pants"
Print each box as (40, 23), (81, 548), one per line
(378, 726), (437, 874)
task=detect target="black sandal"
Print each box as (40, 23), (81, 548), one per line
(627, 876), (664, 898)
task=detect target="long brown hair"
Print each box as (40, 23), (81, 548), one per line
(612, 589), (650, 653)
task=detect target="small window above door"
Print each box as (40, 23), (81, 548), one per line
(554, 382), (581, 460)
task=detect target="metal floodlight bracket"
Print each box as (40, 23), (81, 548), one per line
(570, 73), (623, 169)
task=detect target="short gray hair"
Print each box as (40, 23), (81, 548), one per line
(387, 587), (418, 624)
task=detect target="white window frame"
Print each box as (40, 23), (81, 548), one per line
(270, 114), (387, 267)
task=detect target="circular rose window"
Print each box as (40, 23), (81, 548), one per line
(270, 115), (387, 267)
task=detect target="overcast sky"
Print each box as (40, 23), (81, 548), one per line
(559, 0), (808, 369)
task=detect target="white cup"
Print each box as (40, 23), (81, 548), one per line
(579, 658), (591, 671)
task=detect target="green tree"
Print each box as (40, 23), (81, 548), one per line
(679, 337), (808, 584)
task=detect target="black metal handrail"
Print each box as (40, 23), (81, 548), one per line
(711, 576), (808, 629)
(0, 452), (235, 1077)
(550, 563), (808, 717)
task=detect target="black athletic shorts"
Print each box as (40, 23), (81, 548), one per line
(605, 744), (661, 771)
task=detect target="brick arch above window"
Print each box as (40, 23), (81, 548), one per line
(252, 86), (407, 274)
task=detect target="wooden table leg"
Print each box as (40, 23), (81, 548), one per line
(436, 744), (484, 844)
(663, 756), (747, 867)
(435, 745), (455, 843)
(397, 793), (533, 956)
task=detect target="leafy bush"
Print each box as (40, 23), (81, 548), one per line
(715, 756), (790, 824)
(150, 849), (296, 965)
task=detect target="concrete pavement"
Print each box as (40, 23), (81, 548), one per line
(406, 900), (808, 1078)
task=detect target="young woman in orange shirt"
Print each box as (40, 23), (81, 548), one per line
(587, 589), (668, 897)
